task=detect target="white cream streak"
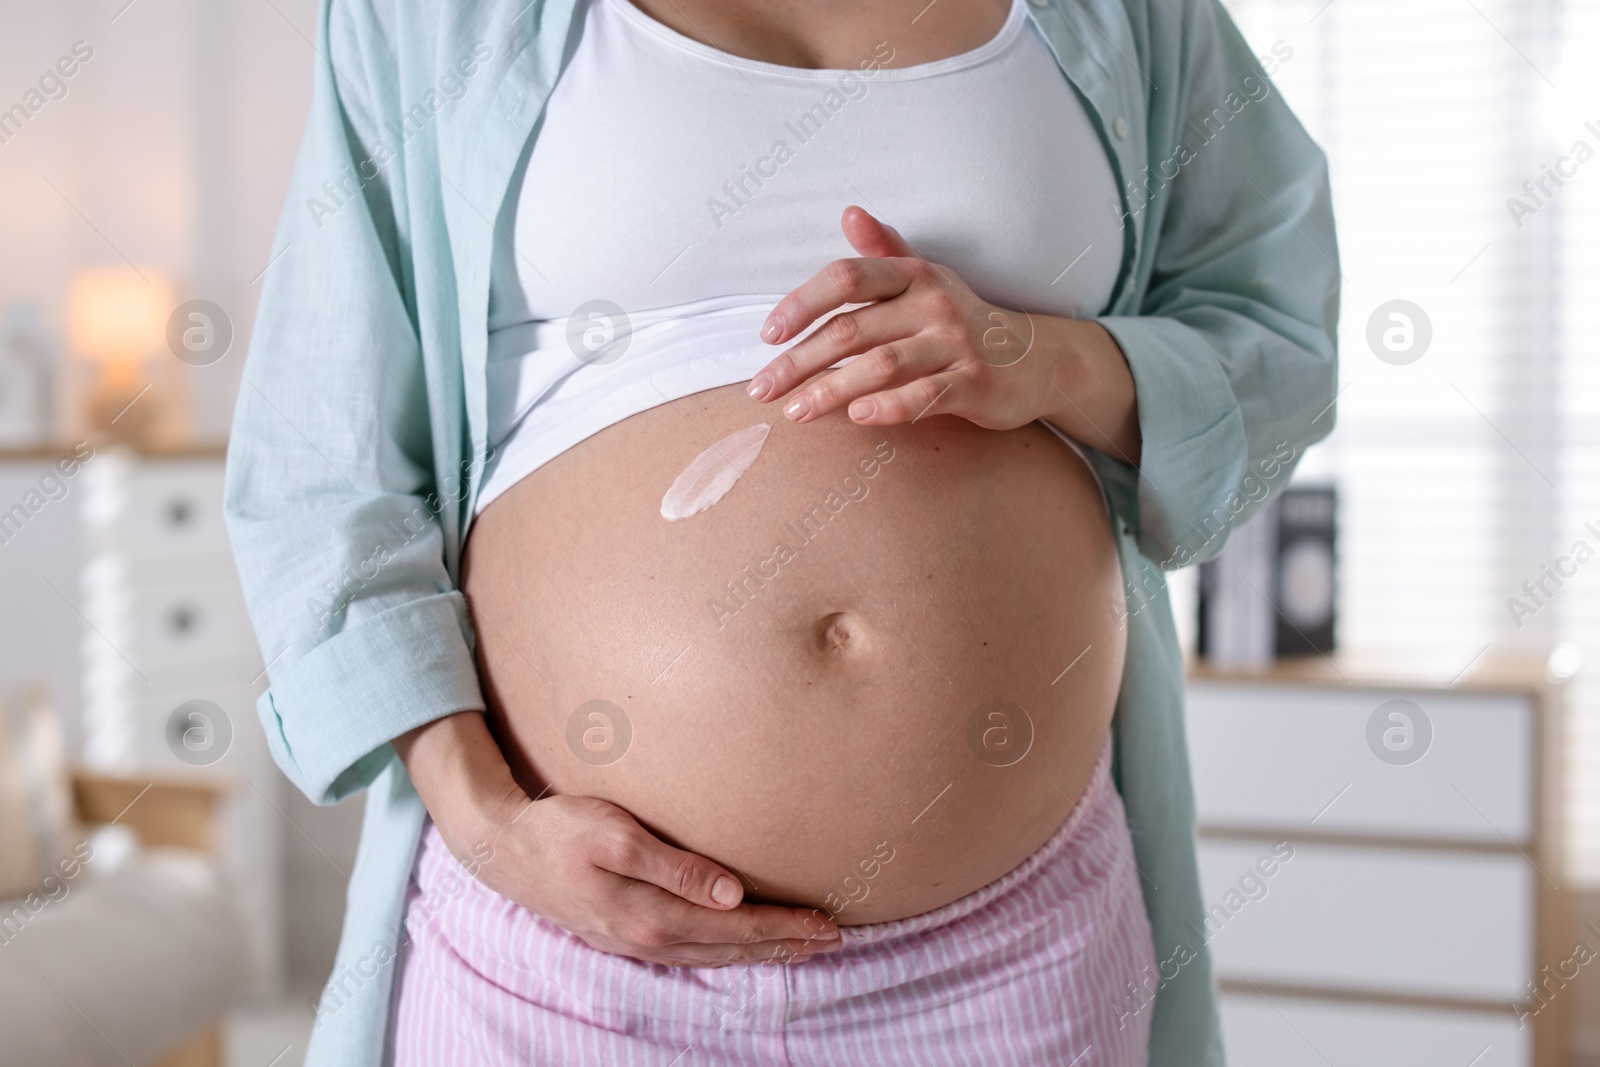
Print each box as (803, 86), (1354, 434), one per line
(660, 422), (771, 522)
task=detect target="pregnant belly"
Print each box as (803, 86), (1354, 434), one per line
(461, 382), (1127, 924)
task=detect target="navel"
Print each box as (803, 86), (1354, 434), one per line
(816, 611), (865, 656)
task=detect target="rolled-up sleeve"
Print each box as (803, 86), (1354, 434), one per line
(224, 0), (483, 805)
(1097, 0), (1340, 568)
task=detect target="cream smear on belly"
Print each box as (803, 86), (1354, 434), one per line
(660, 422), (771, 521)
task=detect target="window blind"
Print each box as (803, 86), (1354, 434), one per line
(1214, 0), (1600, 881)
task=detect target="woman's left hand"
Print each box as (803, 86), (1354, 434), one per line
(747, 205), (1056, 432)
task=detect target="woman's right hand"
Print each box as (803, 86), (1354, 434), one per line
(393, 710), (842, 967)
(486, 792), (843, 966)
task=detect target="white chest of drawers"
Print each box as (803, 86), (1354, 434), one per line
(1185, 653), (1571, 1067)
(78, 447), (283, 993)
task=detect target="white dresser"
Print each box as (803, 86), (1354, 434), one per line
(1185, 653), (1570, 1067)
(78, 446), (283, 993)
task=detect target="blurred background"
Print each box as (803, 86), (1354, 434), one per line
(0, 0), (1597, 1064)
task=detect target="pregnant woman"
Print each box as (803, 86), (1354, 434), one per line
(225, 0), (1337, 1063)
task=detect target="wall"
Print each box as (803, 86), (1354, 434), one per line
(0, 460), (84, 748)
(0, 0), (317, 443)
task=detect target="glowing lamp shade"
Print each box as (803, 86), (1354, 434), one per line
(67, 266), (174, 368)
(66, 266), (182, 442)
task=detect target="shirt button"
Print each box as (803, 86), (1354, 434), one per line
(1113, 116), (1130, 140)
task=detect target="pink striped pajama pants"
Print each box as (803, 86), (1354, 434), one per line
(390, 740), (1154, 1066)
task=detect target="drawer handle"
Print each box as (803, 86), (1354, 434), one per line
(166, 602), (202, 637)
(163, 496), (196, 529)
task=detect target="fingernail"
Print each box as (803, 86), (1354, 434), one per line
(712, 877), (741, 906)
(848, 398), (874, 421)
(748, 372), (772, 401)
(762, 316), (783, 343)
(784, 395), (811, 421)
(812, 927), (841, 940)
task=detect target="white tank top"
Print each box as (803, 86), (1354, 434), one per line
(477, 0), (1122, 513)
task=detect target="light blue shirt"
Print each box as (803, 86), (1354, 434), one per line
(223, 0), (1338, 1063)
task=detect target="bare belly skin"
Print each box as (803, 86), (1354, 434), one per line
(461, 382), (1127, 925)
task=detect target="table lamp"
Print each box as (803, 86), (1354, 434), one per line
(66, 266), (181, 446)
